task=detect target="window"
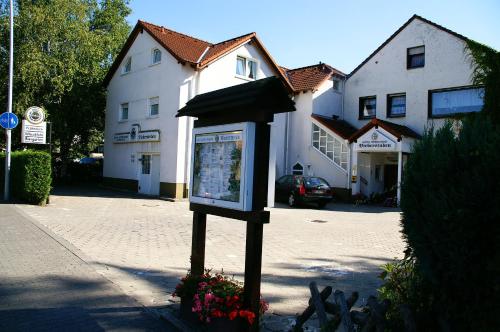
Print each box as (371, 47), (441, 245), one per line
(152, 48), (161, 64)
(333, 79), (341, 92)
(149, 97), (159, 117)
(120, 103), (129, 121)
(359, 96), (376, 119)
(235, 56), (257, 80)
(123, 57), (131, 74)
(387, 93), (406, 117)
(292, 163), (304, 175)
(407, 46), (425, 69)
(312, 124), (348, 170)
(429, 86), (484, 118)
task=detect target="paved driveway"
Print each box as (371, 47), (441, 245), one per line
(17, 186), (405, 329)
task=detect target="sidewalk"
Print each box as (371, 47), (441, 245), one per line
(0, 203), (175, 332)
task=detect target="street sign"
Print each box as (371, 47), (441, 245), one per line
(21, 120), (46, 144)
(0, 112), (18, 129)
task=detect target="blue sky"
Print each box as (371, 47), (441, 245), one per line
(127, 0), (500, 74)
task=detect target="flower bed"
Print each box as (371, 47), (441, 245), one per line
(174, 270), (268, 329)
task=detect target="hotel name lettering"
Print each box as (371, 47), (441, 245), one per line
(356, 130), (396, 150)
(113, 130), (160, 144)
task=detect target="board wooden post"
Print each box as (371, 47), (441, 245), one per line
(190, 211), (206, 276)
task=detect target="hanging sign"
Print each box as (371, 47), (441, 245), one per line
(21, 106), (47, 144)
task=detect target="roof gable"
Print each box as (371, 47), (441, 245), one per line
(103, 21), (293, 91)
(284, 63), (345, 93)
(348, 14), (469, 78)
(349, 118), (421, 142)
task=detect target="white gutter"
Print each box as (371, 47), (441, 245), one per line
(195, 46), (211, 64)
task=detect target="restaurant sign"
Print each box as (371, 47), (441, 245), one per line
(355, 128), (396, 151)
(113, 124), (160, 143)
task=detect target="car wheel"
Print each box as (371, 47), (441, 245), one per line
(288, 193), (296, 207)
(317, 201), (327, 209)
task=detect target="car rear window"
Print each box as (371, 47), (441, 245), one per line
(305, 177), (329, 187)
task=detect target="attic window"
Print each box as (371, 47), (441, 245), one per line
(236, 56), (257, 80)
(123, 57), (131, 74)
(332, 79), (341, 92)
(407, 46), (425, 69)
(152, 48), (161, 64)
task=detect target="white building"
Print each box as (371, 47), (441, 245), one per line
(279, 14), (483, 203)
(103, 15), (485, 204)
(102, 20), (292, 198)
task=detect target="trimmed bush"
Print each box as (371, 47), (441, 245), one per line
(400, 115), (500, 331)
(0, 150), (52, 205)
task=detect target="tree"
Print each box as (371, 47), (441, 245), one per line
(0, 0), (131, 162)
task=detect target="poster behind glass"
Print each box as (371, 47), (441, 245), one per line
(192, 131), (243, 202)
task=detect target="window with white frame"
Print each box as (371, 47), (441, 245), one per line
(236, 56), (257, 80)
(292, 163), (304, 175)
(152, 48), (161, 64)
(149, 97), (159, 117)
(120, 103), (129, 121)
(123, 57), (131, 74)
(312, 124), (348, 170)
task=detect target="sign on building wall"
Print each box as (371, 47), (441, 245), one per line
(21, 106), (47, 144)
(113, 124), (160, 143)
(355, 129), (396, 151)
(190, 122), (255, 211)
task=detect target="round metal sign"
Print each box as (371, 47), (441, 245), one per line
(25, 106), (45, 124)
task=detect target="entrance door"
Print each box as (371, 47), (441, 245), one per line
(138, 154), (160, 196)
(384, 164), (398, 194)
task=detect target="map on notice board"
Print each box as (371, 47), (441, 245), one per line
(192, 131), (243, 202)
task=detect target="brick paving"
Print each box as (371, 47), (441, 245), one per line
(16, 186), (405, 331)
(0, 203), (175, 331)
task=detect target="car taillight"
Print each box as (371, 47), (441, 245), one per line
(299, 184), (306, 195)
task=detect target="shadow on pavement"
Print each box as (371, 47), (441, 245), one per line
(0, 275), (174, 332)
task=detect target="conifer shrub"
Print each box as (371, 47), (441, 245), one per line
(0, 150), (52, 205)
(400, 115), (500, 331)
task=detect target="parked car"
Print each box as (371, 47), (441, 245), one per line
(275, 175), (333, 208)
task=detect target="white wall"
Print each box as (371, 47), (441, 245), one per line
(104, 31), (194, 183)
(285, 80), (348, 189)
(344, 18), (475, 134)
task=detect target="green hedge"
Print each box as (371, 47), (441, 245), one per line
(400, 115), (500, 331)
(0, 150), (52, 205)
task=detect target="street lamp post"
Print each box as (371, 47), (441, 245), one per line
(4, 0), (14, 200)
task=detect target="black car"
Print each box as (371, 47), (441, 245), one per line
(275, 175), (333, 208)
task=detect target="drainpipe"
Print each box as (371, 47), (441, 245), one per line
(284, 98), (291, 174)
(183, 70), (200, 195)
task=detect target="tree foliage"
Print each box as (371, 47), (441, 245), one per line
(399, 42), (500, 331)
(0, 0), (131, 160)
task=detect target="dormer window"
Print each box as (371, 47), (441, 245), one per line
(236, 56), (257, 80)
(407, 46), (425, 69)
(123, 57), (131, 74)
(332, 79), (341, 92)
(152, 48), (161, 64)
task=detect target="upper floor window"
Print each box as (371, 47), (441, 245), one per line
(122, 57), (131, 74)
(407, 46), (425, 69)
(149, 97), (159, 117)
(387, 93), (406, 117)
(236, 56), (257, 80)
(429, 86), (484, 118)
(312, 124), (348, 170)
(152, 48), (161, 64)
(292, 162), (304, 175)
(332, 79), (341, 92)
(359, 96), (376, 119)
(120, 103), (129, 121)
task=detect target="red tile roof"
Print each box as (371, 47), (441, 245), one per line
(311, 114), (357, 139)
(283, 63), (345, 93)
(104, 21), (293, 91)
(349, 118), (421, 142)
